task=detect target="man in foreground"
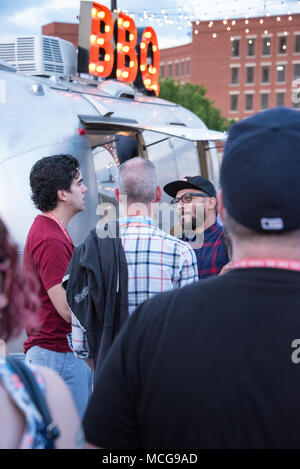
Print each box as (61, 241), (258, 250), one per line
(23, 154), (92, 419)
(83, 108), (300, 448)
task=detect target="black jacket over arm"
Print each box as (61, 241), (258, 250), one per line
(63, 227), (128, 379)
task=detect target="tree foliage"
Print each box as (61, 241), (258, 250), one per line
(159, 78), (234, 132)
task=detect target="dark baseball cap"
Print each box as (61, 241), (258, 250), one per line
(163, 176), (216, 198)
(221, 107), (300, 233)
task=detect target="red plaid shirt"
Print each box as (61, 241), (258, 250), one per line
(183, 221), (229, 279)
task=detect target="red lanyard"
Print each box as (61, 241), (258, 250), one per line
(43, 213), (73, 246)
(231, 258), (300, 272)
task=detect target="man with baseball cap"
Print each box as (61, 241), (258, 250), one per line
(163, 175), (229, 278)
(82, 107), (300, 449)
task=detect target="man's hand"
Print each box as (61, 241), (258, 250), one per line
(219, 261), (232, 276)
(47, 284), (71, 323)
(85, 358), (95, 371)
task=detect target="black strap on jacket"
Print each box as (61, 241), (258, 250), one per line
(6, 356), (60, 449)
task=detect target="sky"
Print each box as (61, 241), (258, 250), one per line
(0, 0), (300, 49)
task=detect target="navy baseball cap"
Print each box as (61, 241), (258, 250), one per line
(164, 176), (216, 198)
(221, 107), (300, 233)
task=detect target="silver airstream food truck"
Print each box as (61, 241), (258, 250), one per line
(0, 3), (226, 352)
(0, 45), (225, 250)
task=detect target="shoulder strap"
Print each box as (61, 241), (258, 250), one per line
(6, 356), (60, 443)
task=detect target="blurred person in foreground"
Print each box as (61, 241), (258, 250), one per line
(83, 107), (300, 449)
(0, 218), (83, 449)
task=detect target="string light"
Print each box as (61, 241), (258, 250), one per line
(115, 2), (299, 40)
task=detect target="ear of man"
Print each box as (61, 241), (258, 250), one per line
(208, 196), (217, 210)
(57, 189), (69, 203)
(155, 186), (162, 203)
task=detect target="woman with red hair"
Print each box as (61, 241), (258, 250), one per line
(0, 219), (84, 449)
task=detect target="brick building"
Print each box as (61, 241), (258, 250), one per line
(42, 13), (300, 120)
(160, 14), (300, 120)
(43, 22), (79, 49)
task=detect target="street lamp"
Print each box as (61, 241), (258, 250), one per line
(111, 0), (117, 11)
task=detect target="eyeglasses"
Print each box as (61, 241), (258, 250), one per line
(170, 193), (210, 206)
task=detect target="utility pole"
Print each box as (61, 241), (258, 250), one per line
(111, 0), (117, 11)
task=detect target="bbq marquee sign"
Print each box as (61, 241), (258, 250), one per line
(78, 1), (160, 95)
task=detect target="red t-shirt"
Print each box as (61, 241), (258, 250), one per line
(23, 215), (74, 353)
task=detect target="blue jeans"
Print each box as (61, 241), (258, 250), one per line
(25, 345), (93, 419)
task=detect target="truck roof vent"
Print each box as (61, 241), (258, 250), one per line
(97, 79), (135, 99)
(0, 35), (76, 78)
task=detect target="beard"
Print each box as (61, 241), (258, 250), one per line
(180, 212), (206, 232)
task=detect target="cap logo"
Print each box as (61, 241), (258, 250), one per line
(260, 218), (284, 230)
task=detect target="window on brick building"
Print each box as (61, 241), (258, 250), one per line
(230, 94), (239, 112)
(295, 34), (300, 53)
(231, 39), (240, 57)
(230, 67), (239, 85)
(277, 64), (286, 82)
(175, 62), (179, 78)
(278, 36), (287, 54)
(246, 66), (255, 84)
(262, 37), (272, 55)
(160, 64), (165, 78)
(260, 93), (269, 110)
(181, 60), (185, 75)
(247, 39), (256, 56)
(245, 94), (254, 111)
(276, 92), (285, 106)
(293, 64), (300, 80)
(168, 63), (172, 77)
(186, 59), (190, 75)
(261, 65), (270, 83)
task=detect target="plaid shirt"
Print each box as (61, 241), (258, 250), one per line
(70, 216), (198, 359)
(183, 221), (229, 279)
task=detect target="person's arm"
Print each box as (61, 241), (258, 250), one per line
(37, 366), (85, 449)
(34, 238), (73, 322)
(86, 442), (102, 449)
(219, 261), (232, 275)
(47, 284), (71, 323)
